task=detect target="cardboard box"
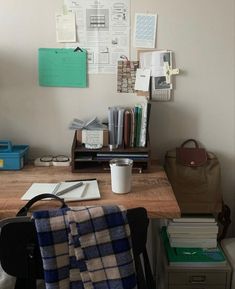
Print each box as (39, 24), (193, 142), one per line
(76, 129), (109, 147)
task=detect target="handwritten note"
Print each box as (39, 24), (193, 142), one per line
(55, 11), (76, 42)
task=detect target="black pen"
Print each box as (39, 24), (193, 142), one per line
(65, 178), (97, 182)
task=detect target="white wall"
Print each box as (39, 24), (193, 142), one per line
(0, 0), (235, 234)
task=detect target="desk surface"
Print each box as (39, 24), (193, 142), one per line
(0, 164), (180, 219)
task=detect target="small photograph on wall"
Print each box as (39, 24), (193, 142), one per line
(154, 76), (171, 89)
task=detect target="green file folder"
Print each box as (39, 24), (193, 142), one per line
(38, 48), (87, 88)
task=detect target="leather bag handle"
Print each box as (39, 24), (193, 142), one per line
(181, 139), (199, 148)
(16, 193), (67, 216)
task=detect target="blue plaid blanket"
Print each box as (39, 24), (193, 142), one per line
(33, 205), (137, 289)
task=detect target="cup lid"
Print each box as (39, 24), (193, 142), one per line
(109, 158), (133, 166)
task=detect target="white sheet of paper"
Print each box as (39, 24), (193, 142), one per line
(82, 130), (103, 145)
(133, 13), (157, 48)
(21, 180), (101, 201)
(55, 12), (76, 42)
(134, 68), (151, 91)
(139, 50), (172, 77)
(64, 0), (130, 74)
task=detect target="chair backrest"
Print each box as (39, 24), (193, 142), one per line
(0, 207), (154, 289)
(127, 207), (155, 289)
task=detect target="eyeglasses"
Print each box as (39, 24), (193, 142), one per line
(34, 155), (71, 167)
(40, 155), (70, 163)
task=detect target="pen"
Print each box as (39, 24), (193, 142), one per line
(65, 178), (97, 182)
(80, 183), (88, 198)
(56, 181), (84, 197)
(51, 182), (61, 195)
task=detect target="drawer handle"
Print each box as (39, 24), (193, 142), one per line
(189, 275), (206, 284)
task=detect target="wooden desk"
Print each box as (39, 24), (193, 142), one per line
(0, 164), (180, 219)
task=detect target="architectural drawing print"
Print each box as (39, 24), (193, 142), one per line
(86, 9), (109, 30)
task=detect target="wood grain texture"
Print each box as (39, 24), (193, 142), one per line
(0, 164), (180, 219)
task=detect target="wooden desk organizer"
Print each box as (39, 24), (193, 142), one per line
(71, 133), (151, 173)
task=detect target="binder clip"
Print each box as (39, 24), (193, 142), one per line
(163, 62), (180, 84)
(120, 55), (130, 68)
(74, 46), (83, 52)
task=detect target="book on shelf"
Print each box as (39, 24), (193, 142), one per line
(169, 237), (217, 249)
(161, 227), (227, 267)
(135, 104), (142, 147)
(168, 221), (217, 226)
(117, 108), (124, 146)
(145, 102), (151, 144)
(108, 106), (116, 145)
(113, 107), (118, 145)
(130, 108), (135, 147)
(133, 105), (138, 146)
(107, 101), (151, 148)
(124, 109), (131, 147)
(167, 219), (218, 248)
(139, 101), (148, 147)
(167, 224), (218, 234)
(169, 232), (218, 239)
(172, 214), (216, 223)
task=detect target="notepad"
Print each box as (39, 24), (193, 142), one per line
(21, 180), (101, 201)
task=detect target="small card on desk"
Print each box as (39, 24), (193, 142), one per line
(21, 180), (101, 201)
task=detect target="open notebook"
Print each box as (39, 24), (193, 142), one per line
(21, 180), (101, 201)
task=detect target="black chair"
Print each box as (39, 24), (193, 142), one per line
(127, 207), (155, 289)
(0, 199), (155, 289)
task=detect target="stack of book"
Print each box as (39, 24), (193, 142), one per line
(167, 215), (219, 248)
(108, 101), (151, 148)
(161, 226), (227, 267)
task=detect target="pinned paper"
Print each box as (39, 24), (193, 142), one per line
(134, 68), (151, 91)
(55, 11), (76, 42)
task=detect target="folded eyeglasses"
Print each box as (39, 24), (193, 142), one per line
(34, 155), (71, 167)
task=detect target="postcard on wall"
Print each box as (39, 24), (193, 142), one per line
(133, 13), (158, 48)
(64, 0), (130, 74)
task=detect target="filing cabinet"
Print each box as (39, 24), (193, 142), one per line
(157, 239), (232, 289)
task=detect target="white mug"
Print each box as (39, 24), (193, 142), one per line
(109, 158), (133, 194)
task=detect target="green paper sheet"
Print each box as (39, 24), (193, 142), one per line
(38, 48), (87, 88)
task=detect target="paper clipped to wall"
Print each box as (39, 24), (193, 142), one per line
(38, 48), (87, 87)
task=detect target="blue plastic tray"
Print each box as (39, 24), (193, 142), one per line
(0, 140), (29, 170)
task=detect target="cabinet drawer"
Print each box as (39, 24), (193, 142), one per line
(169, 272), (227, 285)
(169, 285), (226, 289)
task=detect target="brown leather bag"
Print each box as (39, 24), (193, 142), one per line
(165, 139), (222, 213)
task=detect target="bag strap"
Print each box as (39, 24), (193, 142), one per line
(16, 193), (67, 216)
(217, 202), (231, 241)
(181, 139), (199, 148)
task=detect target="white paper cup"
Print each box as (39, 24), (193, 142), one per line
(109, 158), (133, 194)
